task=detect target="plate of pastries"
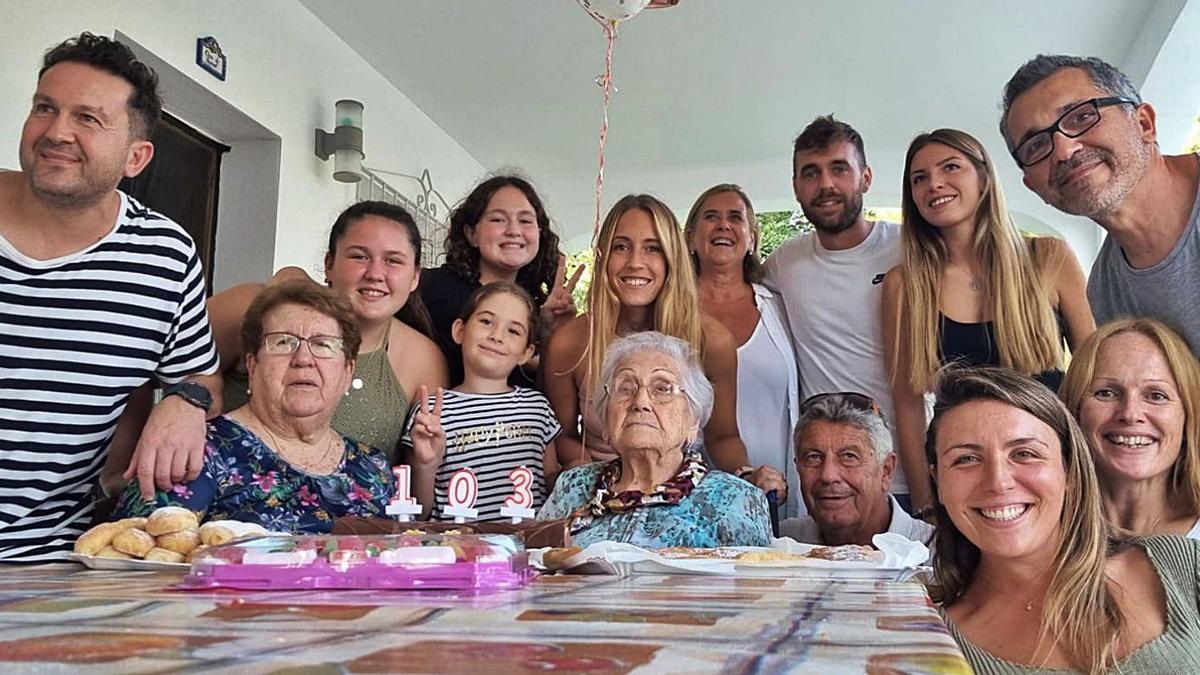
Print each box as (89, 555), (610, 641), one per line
(70, 507), (269, 570)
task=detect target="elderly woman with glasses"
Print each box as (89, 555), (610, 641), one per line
(113, 280), (395, 533)
(539, 331), (771, 548)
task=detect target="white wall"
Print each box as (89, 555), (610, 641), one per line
(1, 0), (483, 284)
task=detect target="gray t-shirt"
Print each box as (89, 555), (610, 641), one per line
(1088, 154), (1200, 355)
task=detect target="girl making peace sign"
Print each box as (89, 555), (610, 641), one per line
(403, 283), (561, 520)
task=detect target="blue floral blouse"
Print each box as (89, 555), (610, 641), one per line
(538, 462), (771, 548)
(113, 415), (395, 533)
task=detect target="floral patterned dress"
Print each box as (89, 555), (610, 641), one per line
(538, 452), (771, 549)
(113, 416), (395, 533)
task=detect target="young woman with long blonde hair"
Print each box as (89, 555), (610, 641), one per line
(543, 194), (784, 494)
(882, 128), (1094, 515)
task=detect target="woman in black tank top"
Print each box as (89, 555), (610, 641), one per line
(881, 128), (1095, 513)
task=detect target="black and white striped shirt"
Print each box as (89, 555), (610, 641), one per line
(403, 387), (561, 522)
(0, 191), (219, 562)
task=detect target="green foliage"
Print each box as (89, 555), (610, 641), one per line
(757, 209), (811, 258)
(1186, 113), (1200, 154)
(566, 246), (594, 310)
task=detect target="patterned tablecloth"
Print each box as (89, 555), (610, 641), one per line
(0, 564), (971, 674)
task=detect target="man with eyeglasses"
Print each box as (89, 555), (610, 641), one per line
(780, 392), (933, 547)
(1001, 55), (1200, 355)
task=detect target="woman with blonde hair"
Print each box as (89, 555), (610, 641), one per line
(928, 366), (1200, 673)
(1060, 317), (1200, 538)
(684, 184), (801, 517)
(882, 128), (1094, 516)
(544, 194), (785, 494)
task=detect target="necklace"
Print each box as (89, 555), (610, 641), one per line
(976, 572), (1045, 612)
(249, 414), (342, 474)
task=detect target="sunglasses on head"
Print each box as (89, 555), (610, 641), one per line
(799, 391), (882, 417)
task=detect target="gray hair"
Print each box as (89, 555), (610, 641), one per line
(591, 331), (714, 431)
(793, 395), (893, 462)
(999, 54), (1142, 149)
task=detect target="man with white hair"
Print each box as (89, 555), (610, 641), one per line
(781, 392), (934, 546)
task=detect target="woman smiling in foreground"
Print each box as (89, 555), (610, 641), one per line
(1059, 318), (1200, 538)
(539, 332), (771, 548)
(927, 366), (1200, 673)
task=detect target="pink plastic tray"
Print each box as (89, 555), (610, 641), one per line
(180, 533), (534, 591)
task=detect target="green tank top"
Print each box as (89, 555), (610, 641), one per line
(223, 323), (410, 462)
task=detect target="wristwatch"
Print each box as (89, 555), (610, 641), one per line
(163, 380), (213, 413)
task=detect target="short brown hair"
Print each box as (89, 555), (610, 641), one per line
(793, 114), (866, 171)
(240, 280), (362, 358)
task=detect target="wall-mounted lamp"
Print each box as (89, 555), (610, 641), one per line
(314, 99), (364, 183)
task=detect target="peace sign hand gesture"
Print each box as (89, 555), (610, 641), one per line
(540, 255), (586, 339)
(409, 385), (446, 466)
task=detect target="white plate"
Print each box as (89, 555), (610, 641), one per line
(531, 537), (930, 581)
(68, 552), (190, 571)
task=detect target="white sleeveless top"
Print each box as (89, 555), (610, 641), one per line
(737, 288), (804, 518)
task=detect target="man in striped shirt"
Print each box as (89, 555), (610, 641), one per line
(0, 33), (222, 561)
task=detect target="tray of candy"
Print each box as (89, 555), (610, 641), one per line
(180, 533), (534, 591)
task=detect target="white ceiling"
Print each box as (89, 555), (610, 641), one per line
(300, 0), (1188, 255)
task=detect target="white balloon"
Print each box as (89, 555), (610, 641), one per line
(580, 0), (651, 23)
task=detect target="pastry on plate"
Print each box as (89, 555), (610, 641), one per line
(156, 530), (201, 555)
(111, 528), (156, 557)
(145, 506), (200, 536)
(95, 545), (134, 560)
(541, 546), (583, 570)
(735, 549), (810, 564)
(144, 547), (186, 563)
(74, 522), (121, 556)
(807, 544), (883, 563)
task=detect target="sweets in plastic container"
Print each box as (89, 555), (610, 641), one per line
(179, 532), (533, 591)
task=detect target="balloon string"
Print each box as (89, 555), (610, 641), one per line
(592, 19), (617, 245)
(580, 17), (618, 467)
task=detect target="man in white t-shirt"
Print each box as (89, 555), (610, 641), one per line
(780, 392), (934, 547)
(763, 115), (908, 508)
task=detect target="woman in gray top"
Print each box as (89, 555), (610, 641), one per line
(926, 366), (1200, 674)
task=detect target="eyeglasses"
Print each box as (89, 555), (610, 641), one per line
(606, 375), (686, 404)
(1011, 96), (1137, 168)
(799, 391), (882, 417)
(261, 332), (345, 359)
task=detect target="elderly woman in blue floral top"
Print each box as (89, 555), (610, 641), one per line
(114, 281), (394, 532)
(540, 332), (770, 548)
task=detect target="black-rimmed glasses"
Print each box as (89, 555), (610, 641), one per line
(261, 332), (345, 359)
(799, 391), (882, 417)
(1011, 96), (1137, 168)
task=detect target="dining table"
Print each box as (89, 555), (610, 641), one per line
(0, 562), (971, 673)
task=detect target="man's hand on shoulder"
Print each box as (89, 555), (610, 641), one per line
(123, 378), (217, 500)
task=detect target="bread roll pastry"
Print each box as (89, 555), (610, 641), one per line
(111, 528), (156, 557)
(114, 517), (148, 530)
(145, 507), (200, 536)
(144, 547), (186, 563)
(199, 523), (236, 546)
(95, 546), (134, 559)
(156, 530), (201, 555)
(74, 522), (120, 556)
(807, 544), (883, 562)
